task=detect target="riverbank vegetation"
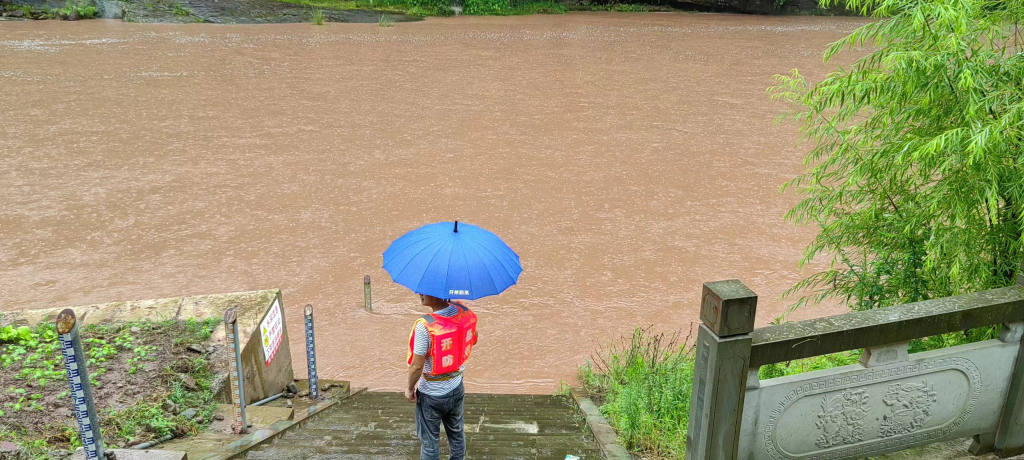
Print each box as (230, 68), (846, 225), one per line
(0, 318), (223, 459)
(772, 0), (1024, 314)
(271, 0), (669, 17)
(1, 0), (98, 19)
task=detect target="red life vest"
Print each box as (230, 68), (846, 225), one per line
(407, 302), (478, 380)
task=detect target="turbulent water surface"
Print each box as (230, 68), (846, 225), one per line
(0, 14), (864, 392)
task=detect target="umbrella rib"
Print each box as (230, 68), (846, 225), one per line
(461, 237), (501, 295)
(471, 234), (522, 283)
(389, 234), (446, 282)
(383, 231), (442, 265)
(414, 236), (455, 296)
(452, 236), (476, 299)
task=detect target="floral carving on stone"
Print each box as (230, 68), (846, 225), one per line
(814, 388), (870, 448)
(878, 379), (938, 438)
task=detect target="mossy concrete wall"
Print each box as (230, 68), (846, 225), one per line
(0, 289), (294, 405)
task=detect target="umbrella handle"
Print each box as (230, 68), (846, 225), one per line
(454, 221), (458, 233)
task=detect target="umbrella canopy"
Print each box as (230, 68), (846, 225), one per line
(383, 221), (522, 300)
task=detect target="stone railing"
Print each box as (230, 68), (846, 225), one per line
(685, 279), (1024, 460)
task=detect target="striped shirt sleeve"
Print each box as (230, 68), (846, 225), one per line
(412, 321), (430, 356)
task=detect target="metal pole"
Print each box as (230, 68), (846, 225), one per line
(364, 275), (372, 312)
(225, 308), (247, 434)
(304, 304), (320, 399)
(55, 309), (105, 460)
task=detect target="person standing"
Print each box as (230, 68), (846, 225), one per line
(406, 293), (478, 460)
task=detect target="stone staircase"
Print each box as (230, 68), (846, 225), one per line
(242, 391), (605, 460)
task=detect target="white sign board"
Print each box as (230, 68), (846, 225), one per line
(259, 298), (283, 367)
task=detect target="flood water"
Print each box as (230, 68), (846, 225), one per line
(0, 14), (865, 393)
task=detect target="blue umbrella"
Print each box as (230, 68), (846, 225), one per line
(383, 221), (522, 300)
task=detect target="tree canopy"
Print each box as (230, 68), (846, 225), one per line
(773, 0), (1024, 312)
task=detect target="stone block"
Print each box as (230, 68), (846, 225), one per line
(860, 341), (910, 367)
(700, 280), (757, 337)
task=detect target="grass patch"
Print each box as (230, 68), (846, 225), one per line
(378, 12), (394, 25)
(0, 318), (222, 458)
(312, 7), (325, 23)
(579, 327), (693, 457)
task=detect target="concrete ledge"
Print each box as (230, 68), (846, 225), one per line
(187, 387), (367, 460)
(570, 389), (633, 460)
(1, 290), (279, 341)
(73, 448), (187, 460)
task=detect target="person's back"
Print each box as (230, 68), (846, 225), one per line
(406, 294), (478, 460)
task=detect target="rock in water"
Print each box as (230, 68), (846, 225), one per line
(9, 9), (25, 17)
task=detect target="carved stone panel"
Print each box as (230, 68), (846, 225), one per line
(739, 339), (1021, 460)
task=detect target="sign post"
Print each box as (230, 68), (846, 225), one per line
(225, 308), (247, 434)
(55, 309), (105, 460)
(304, 304), (319, 399)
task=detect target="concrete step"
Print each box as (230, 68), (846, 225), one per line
(276, 432), (596, 448)
(247, 444), (603, 459)
(243, 391), (602, 459)
(281, 429), (592, 442)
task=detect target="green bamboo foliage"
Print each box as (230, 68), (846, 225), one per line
(772, 0), (1024, 312)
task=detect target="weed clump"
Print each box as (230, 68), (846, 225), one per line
(0, 318), (222, 458)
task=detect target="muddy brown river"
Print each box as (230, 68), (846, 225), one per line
(0, 14), (864, 393)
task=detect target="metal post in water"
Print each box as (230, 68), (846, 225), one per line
(55, 309), (105, 460)
(225, 307), (247, 434)
(364, 275), (372, 312)
(304, 304), (319, 399)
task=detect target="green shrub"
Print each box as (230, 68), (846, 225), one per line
(463, 0), (506, 14)
(579, 327), (693, 457)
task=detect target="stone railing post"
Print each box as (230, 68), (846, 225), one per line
(685, 280), (757, 460)
(992, 266), (1024, 457)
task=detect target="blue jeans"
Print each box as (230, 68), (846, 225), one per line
(415, 383), (465, 460)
